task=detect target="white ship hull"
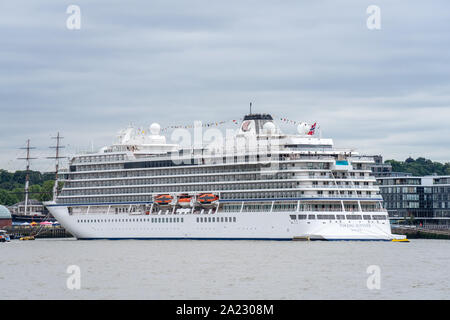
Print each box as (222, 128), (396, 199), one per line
(46, 203), (396, 241)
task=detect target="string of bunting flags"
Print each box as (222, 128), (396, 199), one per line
(159, 115), (317, 132)
(160, 119), (242, 132)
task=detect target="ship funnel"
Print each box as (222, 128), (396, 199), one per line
(238, 113), (280, 135)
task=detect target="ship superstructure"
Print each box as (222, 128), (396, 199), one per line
(46, 113), (402, 240)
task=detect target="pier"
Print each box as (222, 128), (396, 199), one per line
(392, 225), (450, 240)
(5, 225), (73, 239)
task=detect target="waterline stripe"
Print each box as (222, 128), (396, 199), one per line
(76, 237), (391, 241)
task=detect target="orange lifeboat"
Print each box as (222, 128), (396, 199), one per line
(177, 194), (193, 207)
(155, 194), (173, 205)
(197, 193), (219, 205)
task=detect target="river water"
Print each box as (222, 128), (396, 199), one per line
(1, 238), (449, 299)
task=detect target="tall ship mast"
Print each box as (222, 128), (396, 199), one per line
(17, 140), (37, 217)
(12, 140), (52, 223)
(45, 112), (406, 241)
(47, 132), (65, 201)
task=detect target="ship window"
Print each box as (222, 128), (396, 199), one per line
(233, 217), (236, 222)
(317, 215), (335, 220)
(346, 215), (362, 220)
(290, 215), (296, 220)
(308, 215), (316, 220)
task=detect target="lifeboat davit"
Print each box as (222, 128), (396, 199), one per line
(197, 193), (219, 205)
(177, 194), (193, 207)
(155, 194), (173, 206)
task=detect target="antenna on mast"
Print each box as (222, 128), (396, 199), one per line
(47, 132), (65, 201)
(18, 140), (37, 215)
(249, 102), (252, 115)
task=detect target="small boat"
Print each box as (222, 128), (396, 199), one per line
(177, 194), (193, 207)
(197, 193), (219, 205)
(154, 194), (174, 206)
(19, 236), (35, 241)
(391, 234), (409, 242)
(392, 238), (410, 242)
(0, 230), (11, 242)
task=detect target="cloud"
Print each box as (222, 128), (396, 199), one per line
(1, 0), (449, 171)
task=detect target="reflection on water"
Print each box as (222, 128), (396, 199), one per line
(1, 239), (449, 299)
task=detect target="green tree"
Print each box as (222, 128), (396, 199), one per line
(0, 189), (18, 206)
(0, 170), (58, 205)
(29, 184), (42, 201)
(39, 180), (55, 202)
(11, 187), (24, 203)
(385, 158), (450, 176)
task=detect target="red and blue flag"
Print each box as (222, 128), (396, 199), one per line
(307, 122), (316, 135)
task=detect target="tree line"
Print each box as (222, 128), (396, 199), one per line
(385, 157), (450, 176)
(0, 170), (56, 206)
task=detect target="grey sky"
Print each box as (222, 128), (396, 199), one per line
(1, 0), (449, 171)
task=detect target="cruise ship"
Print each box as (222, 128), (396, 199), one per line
(45, 113), (405, 241)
